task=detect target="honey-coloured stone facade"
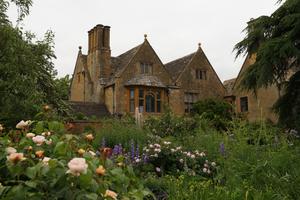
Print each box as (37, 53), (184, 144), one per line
(69, 24), (226, 116)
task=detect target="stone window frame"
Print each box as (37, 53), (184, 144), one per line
(129, 87), (162, 113)
(195, 69), (207, 80)
(184, 92), (198, 113)
(140, 62), (153, 75)
(129, 88), (135, 112)
(240, 96), (249, 112)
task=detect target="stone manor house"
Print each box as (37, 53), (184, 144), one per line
(70, 24), (282, 122)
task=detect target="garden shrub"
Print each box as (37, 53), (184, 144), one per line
(144, 107), (198, 138)
(0, 120), (152, 199)
(192, 98), (233, 131)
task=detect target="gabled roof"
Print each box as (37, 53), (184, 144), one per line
(111, 44), (142, 76)
(223, 78), (236, 96)
(165, 53), (195, 80)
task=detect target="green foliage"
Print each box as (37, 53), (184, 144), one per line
(192, 99), (233, 131)
(54, 75), (71, 101)
(0, 0), (32, 24)
(234, 0), (300, 128)
(93, 118), (150, 150)
(274, 71), (300, 131)
(0, 119), (152, 199)
(144, 108), (198, 137)
(0, 1), (70, 127)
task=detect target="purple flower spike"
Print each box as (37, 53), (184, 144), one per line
(131, 140), (135, 161)
(118, 144), (123, 155)
(219, 142), (226, 156)
(136, 145), (139, 159)
(113, 145), (119, 155)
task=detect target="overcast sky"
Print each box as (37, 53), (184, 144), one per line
(8, 0), (279, 81)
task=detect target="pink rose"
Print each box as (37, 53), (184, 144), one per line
(32, 135), (46, 146)
(67, 158), (88, 176)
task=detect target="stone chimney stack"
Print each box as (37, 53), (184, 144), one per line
(88, 25), (105, 53)
(103, 26), (110, 49)
(87, 24), (111, 103)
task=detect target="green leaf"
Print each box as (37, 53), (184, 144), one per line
(53, 141), (67, 156)
(25, 166), (38, 179)
(84, 193), (98, 200)
(25, 181), (37, 188)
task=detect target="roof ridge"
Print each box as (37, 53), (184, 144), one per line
(164, 52), (196, 65)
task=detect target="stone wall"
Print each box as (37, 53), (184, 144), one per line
(116, 40), (173, 114)
(175, 49), (226, 113)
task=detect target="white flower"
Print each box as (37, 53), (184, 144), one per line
(190, 154), (195, 159)
(155, 167), (161, 172)
(26, 133), (35, 138)
(6, 147), (17, 155)
(154, 148), (161, 153)
(211, 162), (216, 167)
(154, 153), (158, 157)
(145, 149), (150, 152)
(42, 157), (51, 165)
(176, 146), (182, 150)
(187, 152), (191, 157)
(67, 158), (88, 176)
(171, 148), (176, 152)
(149, 144), (154, 148)
(203, 168), (208, 173)
(32, 135), (46, 146)
(204, 163), (209, 168)
(179, 159), (184, 163)
(135, 158), (141, 163)
(200, 152), (206, 157)
(88, 150), (96, 156)
(163, 141), (171, 145)
(16, 120), (30, 129)
(154, 143), (161, 148)
(207, 169), (211, 174)
(41, 131), (51, 136)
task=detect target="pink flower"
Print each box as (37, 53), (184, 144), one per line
(104, 190), (118, 200)
(67, 158), (88, 176)
(32, 135), (46, 146)
(7, 153), (26, 163)
(156, 167), (161, 172)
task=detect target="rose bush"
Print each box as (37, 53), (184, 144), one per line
(0, 120), (153, 199)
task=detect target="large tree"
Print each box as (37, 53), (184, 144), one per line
(234, 0), (300, 130)
(0, 0), (70, 126)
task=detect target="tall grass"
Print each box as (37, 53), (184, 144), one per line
(92, 118), (150, 151)
(158, 120), (300, 200)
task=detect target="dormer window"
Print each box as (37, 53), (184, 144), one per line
(140, 63), (153, 74)
(196, 69), (207, 80)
